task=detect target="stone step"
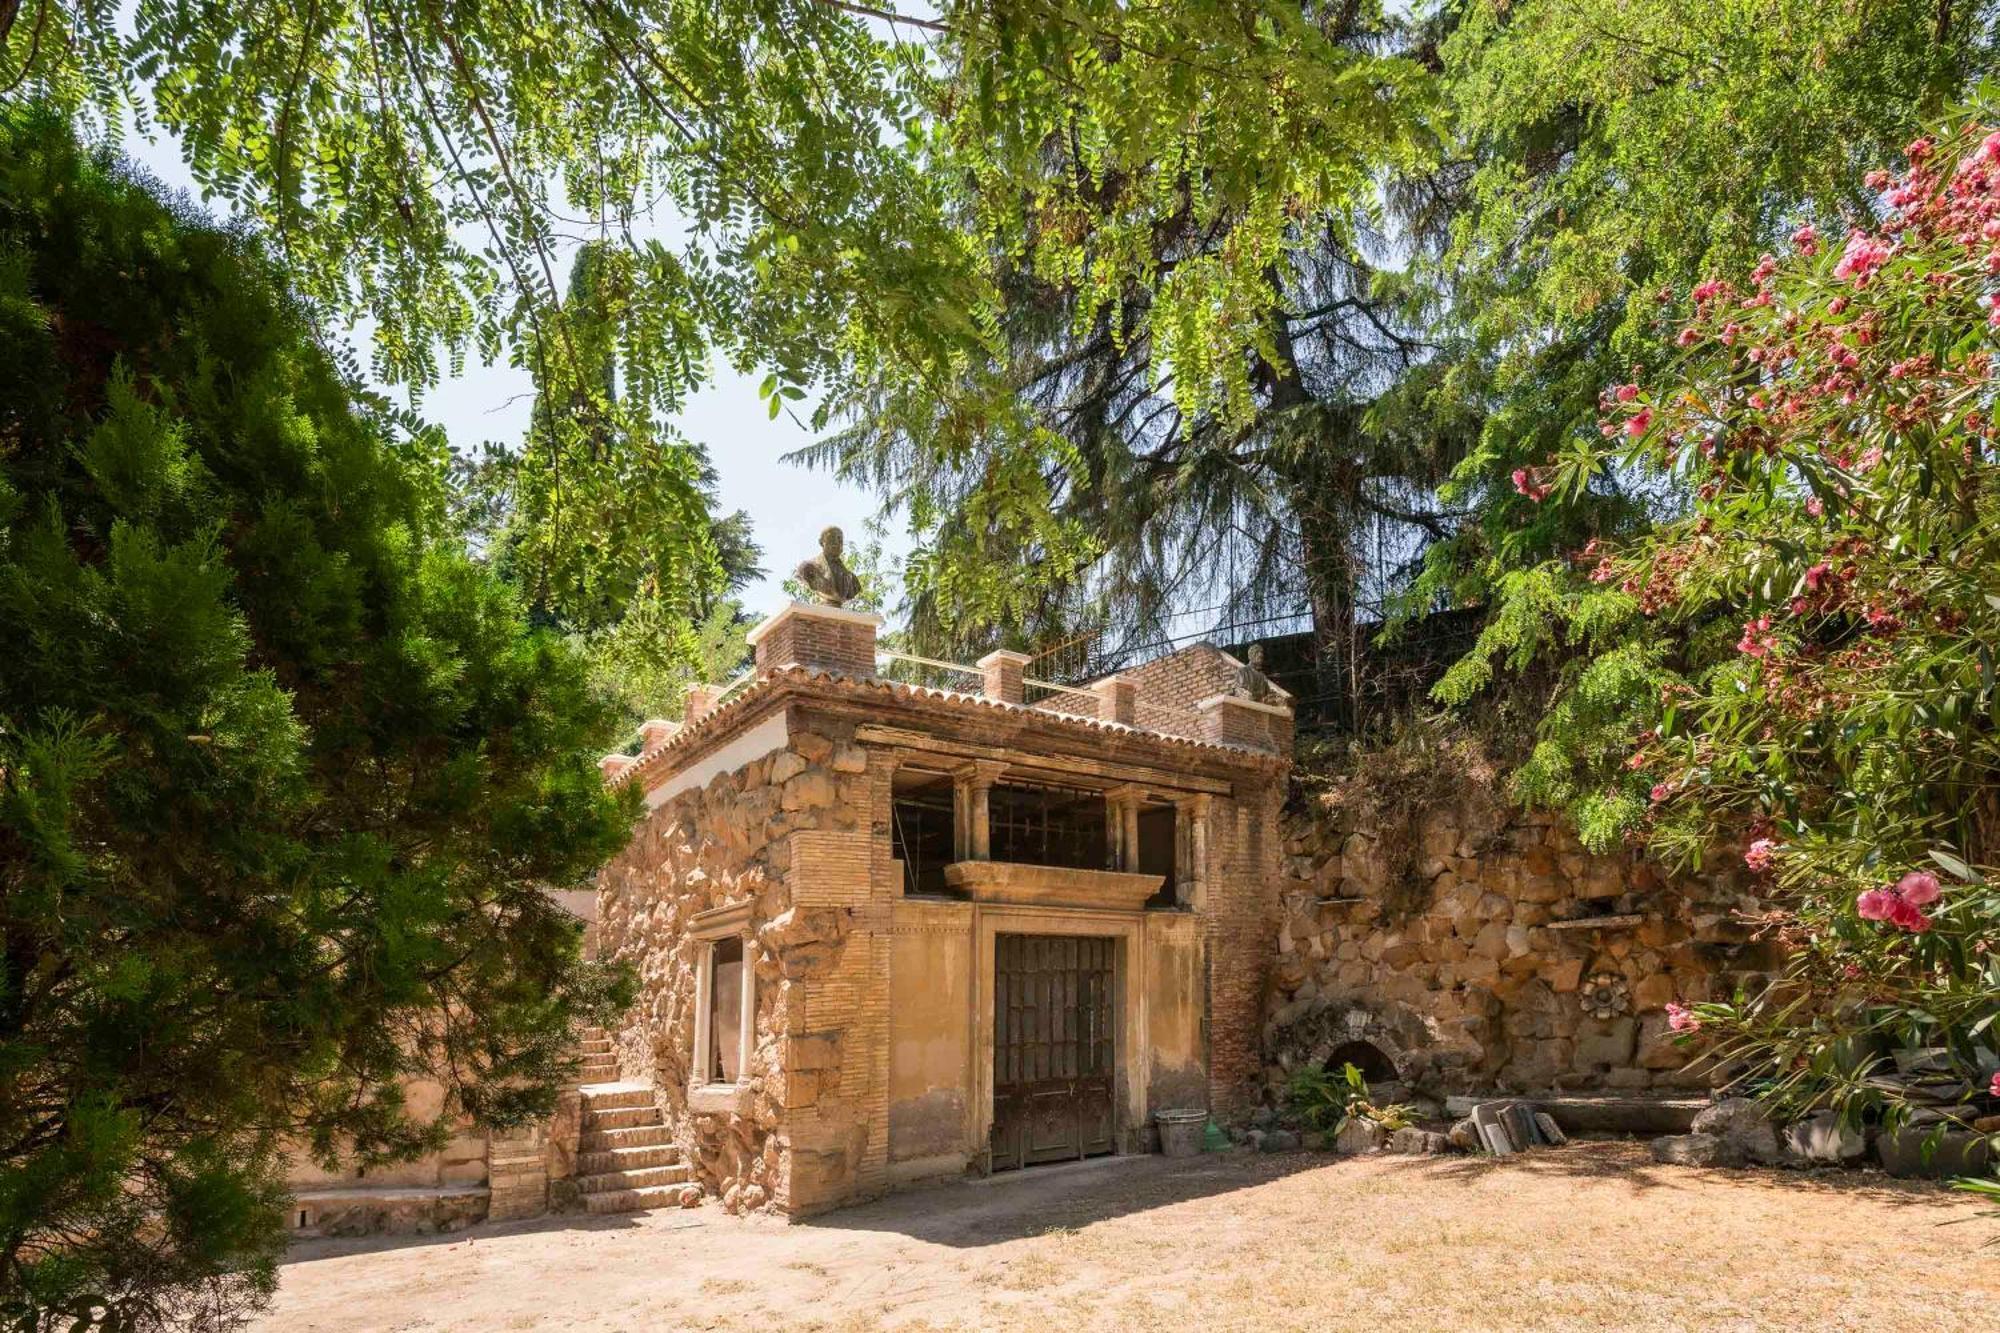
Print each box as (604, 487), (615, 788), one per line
(573, 1065), (619, 1084)
(580, 1124), (672, 1152)
(579, 1038), (613, 1054)
(578, 1085), (654, 1111)
(582, 1184), (684, 1215)
(577, 1163), (691, 1194)
(577, 1144), (679, 1175)
(576, 1026), (608, 1040)
(584, 1106), (662, 1132)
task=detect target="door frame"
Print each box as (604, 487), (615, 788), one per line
(969, 904), (1149, 1173)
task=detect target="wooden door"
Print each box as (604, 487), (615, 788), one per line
(990, 933), (1116, 1171)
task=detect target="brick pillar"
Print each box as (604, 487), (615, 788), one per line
(1094, 674), (1138, 725)
(746, 601), (882, 677)
(598, 753), (634, 781)
(976, 649), (1031, 704)
(638, 717), (679, 750)
(486, 1124), (550, 1221)
(683, 683), (722, 725)
(1194, 693), (1291, 752)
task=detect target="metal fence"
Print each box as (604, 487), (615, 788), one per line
(1028, 600), (1488, 740)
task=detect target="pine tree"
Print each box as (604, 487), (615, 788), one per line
(0, 109), (636, 1330)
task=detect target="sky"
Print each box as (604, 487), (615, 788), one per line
(117, 128), (903, 618)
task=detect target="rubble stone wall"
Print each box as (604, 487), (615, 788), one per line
(593, 707), (875, 1214)
(1266, 774), (1779, 1101)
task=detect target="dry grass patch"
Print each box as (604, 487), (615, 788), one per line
(257, 1145), (1997, 1332)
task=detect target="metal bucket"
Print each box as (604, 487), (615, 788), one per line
(1155, 1108), (1209, 1158)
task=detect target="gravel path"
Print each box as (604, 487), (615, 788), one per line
(258, 1143), (1997, 1331)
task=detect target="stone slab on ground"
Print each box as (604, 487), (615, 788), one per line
(1449, 1092), (1705, 1137)
(289, 1185), (488, 1238)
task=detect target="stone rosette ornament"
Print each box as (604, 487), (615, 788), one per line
(1581, 971), (1631, 1021)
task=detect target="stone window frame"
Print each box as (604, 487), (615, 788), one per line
(689, 900), (756, 1115)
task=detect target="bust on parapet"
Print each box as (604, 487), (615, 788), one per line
(795, 525), (862, 607)
(1237, 643), (1274, 703)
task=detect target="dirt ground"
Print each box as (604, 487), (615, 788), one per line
(259, 1144), (1998, 1332)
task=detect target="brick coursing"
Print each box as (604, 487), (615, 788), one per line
(754, 614), (876, 677)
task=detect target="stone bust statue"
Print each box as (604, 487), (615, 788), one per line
(1237, 643), (1273, 702)
(795, 525), (862, 607)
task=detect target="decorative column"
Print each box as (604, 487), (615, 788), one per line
(953, 760), (1009, 861)
(1105, 784), (1147, 871)
(1174, 793), (1211, 909)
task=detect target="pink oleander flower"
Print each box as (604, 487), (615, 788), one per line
(1895, 871), (1941, 907)
(1693, 279), (1724, 304)
(1615, 383), (1640, 402)
(1886, 896), (1932, 933)
(1833, 230), (1890, 281)
(1806, 496), (1826, 517)
(1665, 1002), (1701, 1034)
(1650, 783), (1671, 804)
(1859, 875), (1938, 932)
(1804, 562), (1830, 591)
(1511, 467), (1551, 503)
(1625, 407), (1653, 438)
(1990, 1069), (2000, 1099)
(1737, 617), (1777, 659)
(1791, 223), (1819, 255)
(1745, 838), (1778, 872)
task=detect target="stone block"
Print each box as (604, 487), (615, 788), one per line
(1333, 1119), (1389, 1155)
(1689, 1097), (1785, 1165)
(1572, 1018), (1637, 1069)
(1650, 1133), (1726, 1166)
(1785, 1111), (1866, 1164)
(1632, 973), (1678, 1011)
(1387, 1127), (1452, 1155)
(785, 1033), (841, 1071)
(1545, 957), (1585, 992)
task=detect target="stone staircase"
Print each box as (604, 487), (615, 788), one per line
(573, 1027), (692, 1215)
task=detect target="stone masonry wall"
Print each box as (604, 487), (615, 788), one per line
(594, 713), (874, 1214)
(1265, 772), (1779, 1101)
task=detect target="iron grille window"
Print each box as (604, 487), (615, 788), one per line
(892, 779), (956, 896)
(989, 782), (1106, 870)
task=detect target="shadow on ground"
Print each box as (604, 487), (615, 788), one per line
(279, 1202), (706, 1268)
(804, 1151), (1337, 1246)
(285, 1139), (1973, 1267)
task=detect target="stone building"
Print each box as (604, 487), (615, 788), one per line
(591, 602), (1293, 1215)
